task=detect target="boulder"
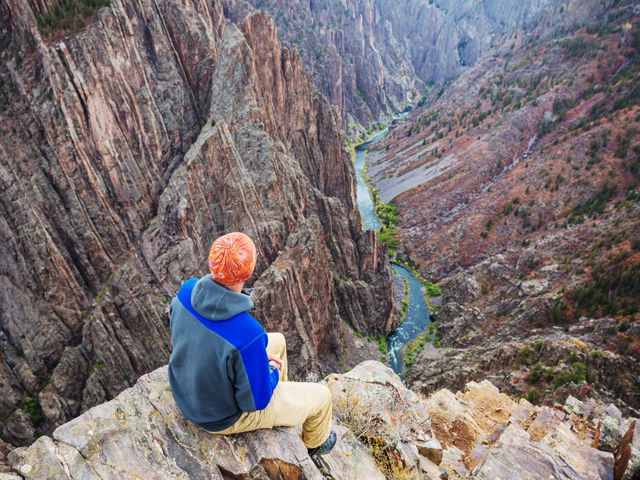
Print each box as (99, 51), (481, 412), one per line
(324, 360), (442, 476)
(564, 395), (585, 416)
(519, 278), (550, 296)
(2, 361), (626, 480)
(601, 415), (624, 453)
(424, 380), (615, 479)
(424, 379), (518, 460)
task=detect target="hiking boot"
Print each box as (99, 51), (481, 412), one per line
(307, 431), (337, 456)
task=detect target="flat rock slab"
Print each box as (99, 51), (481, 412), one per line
(313, 425), (385, 480)
(472, 424), (614, 480)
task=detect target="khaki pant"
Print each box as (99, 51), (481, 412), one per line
(210, 332), (333, 449)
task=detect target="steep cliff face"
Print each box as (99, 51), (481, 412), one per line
(0, 0), (393, 446)
(365, 0), (640, 411)
(224, 0), (562, 126)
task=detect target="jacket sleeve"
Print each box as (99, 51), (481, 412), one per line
(232, 334), (279, 412)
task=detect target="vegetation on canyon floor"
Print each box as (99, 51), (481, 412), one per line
(397, 277), (410, 326)
(361, 152), (442, 313)
(360, 161), (404, 257)
(354, 331), (389, 363)
(400, 321), (441, 369)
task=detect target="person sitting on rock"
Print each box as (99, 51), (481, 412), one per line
(168, 232), (337, 456)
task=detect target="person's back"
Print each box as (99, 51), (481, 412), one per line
(169, 275), (276, 430)
(168, 232), (336, 456)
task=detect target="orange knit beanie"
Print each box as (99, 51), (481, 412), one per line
(208, 232), (257, 286)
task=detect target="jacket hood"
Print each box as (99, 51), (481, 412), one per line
(191, 274), (254, 321)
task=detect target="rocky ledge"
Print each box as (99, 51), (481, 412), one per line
(2, 361), (637, 479)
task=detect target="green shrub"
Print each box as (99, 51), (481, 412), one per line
(613, 82), (640, 112)
(13, 52), (22, 70)
(378, 225), (401, 253)
(367, 334), (387, 357)
(517, 345), (531, 365)
(545, 298), (572, 325)
(527, 362), (544, 383)
(614, 129), (633, 158)
(425, 282), (441, 297)
(397, 298), (410, 325)
(88, 361), (106, 375)
(23, 392), (45, 428)
(559, 37), (599, 59)
(566, 183), (616, 225)
(571, 252), (640, 319)
(552, 96), (573, 119)
(375, 203), (400, 227)
(532, 340), (546, 352)
(37, 0), (111, 38)
(525, 387), (540, 404)
(427, 321), (441, 346)
(401, 332), (429, 368)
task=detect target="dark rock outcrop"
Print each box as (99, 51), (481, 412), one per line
(0, 0), (393, 446)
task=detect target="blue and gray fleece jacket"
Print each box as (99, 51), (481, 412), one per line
(168, 274), (279, 431)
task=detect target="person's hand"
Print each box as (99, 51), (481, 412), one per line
(268, 353), (283, 371)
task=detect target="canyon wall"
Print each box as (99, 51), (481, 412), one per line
(365, 0), (640, 412)
(0, 0), (393, 447)
(224, 0), (561, 126)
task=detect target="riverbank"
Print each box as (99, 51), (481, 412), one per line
(357, 140), (442, 312)
(352, 128), (439, 375)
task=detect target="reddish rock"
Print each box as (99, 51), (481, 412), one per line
(0, 0), (393, 445)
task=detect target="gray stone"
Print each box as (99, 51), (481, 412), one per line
(519, 278), (549, 296)
(4, 362), (628, 480)
(564, 396), (585, 416)
(472, 424), (614, 480)
(313, 426), (385, 480)
(604, 404), (623, 422)
(600, 415), (623, 453)
(0, 474), (22, 480)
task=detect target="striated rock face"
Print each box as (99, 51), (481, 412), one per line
(4, 360), (628, 480)
(0, 0), (394, 446)
(224, 0), (562, 126)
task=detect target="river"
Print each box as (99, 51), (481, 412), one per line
(354, 130), (432, 375)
